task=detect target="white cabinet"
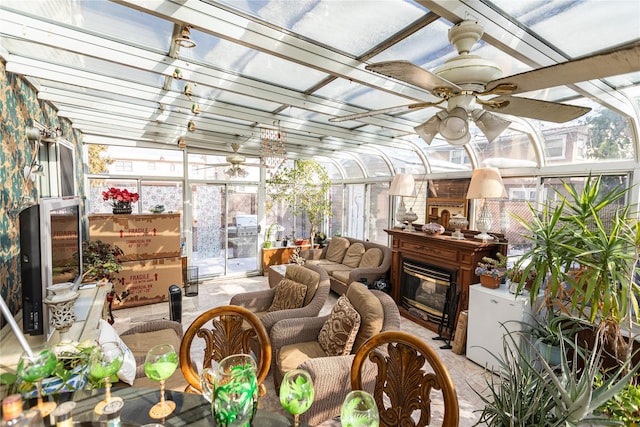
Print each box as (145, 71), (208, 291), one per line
(466, 284), (533, 372)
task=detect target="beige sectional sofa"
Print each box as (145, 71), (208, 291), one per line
(300, 236), (391, 295)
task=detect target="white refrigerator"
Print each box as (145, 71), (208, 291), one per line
(466, 284), (533, 373)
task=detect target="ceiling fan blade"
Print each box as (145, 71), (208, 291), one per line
(329, 101), (439, 123)
(485, 42), (640, 95)
(485, 96), (591, 123)
(366, 60), (461, 94)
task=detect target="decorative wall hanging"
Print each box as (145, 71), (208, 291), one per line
(260, 125), (287, 170)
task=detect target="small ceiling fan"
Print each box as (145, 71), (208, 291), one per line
(198, 143), (256, 178)
(331, 20), (640, 146)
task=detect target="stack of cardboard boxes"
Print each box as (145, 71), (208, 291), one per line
(88, 213), (182, 309)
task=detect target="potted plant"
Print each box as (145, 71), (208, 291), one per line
(102, 187), (139, 214)
(76, 240), (129, 323)
(267, 160), (332, 247)
(510, 174), (639, 365)
(474, 253), (507, 289)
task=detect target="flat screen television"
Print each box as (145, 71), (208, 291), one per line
(19, 197), (83, 336)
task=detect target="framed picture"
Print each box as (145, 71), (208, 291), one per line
(426, 198), (468, 228)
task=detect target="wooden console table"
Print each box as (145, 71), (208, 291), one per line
(385, 228), (506, 334)
(261, 245), (310, 275)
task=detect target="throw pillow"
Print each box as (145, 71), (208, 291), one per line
(325, 237), (350, 263)
(359, 248), (384, 268)
(285, 265), (320, 306)
(318, 295), (361, 356)
(345, 282), (384, 351)
(342, 243), (366, 268)
(267, 279), (307, 312)
(98, 319), (137, 385)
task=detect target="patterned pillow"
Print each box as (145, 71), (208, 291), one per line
(318, 295), (361, 356)
(267, 279), (307, 312)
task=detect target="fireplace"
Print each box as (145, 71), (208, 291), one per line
(401, 259), (457, 325)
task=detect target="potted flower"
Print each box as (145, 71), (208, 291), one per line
(102, 187), (139, 214)
(474, 254), (507, 289)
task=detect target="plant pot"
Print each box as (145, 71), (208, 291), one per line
(112, 206), (132, 214)
(534, 339), (563, 366)
(263, 242), (272, 248)
(480, 274), (501, 289)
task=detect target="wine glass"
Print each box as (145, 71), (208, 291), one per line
(17, 347), (58, 417)
(144, 344), (179, 419)
(89, 341), (124, 415)
(213, 354), (258, 427)
(340, 390), (379, 427)
(199, 364), (217, 403)
(279, 369), (314, 427)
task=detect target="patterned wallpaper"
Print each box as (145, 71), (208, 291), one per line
(0, 61), (85, 327)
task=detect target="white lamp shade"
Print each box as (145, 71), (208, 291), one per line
(414, 115), (441, 145)
(389, 173), (416, 197)
(466, 167), (507, 199)
(472, 110), (511, 143)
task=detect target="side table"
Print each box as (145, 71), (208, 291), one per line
(268, 264), (288, 288)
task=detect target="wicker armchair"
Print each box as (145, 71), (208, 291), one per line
(229, 263), (330, 333)
(270, 286), (400, 426)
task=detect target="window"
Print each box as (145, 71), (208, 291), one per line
(545, 137), (567, 159)
(115, 161), (133, 172)
(147, 162), (156, 171)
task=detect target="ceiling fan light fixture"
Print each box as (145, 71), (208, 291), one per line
(472, 110), (511, 143)
(414, 115), (441, 145)
(439, 107), (469, 140)
(445, 129), (471, 146)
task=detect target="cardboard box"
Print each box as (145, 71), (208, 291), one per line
(111, 257), (183, 309)
(89, 213), (181, 261)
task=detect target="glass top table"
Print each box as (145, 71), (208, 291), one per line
(22, 387), (305, 427)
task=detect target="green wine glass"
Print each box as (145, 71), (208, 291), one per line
(279, 369), (314, 427)
(17, 347), (58, 417)
(89, 341), (124, 415)
(213, 354), (258, 427)
(340, 390), (379, 427)
(144, 344), (179, 419)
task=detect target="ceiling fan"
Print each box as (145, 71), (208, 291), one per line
(331, 20), (640, 146)
(198, 143), (256, 178)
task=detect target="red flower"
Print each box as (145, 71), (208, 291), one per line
(102, 187), (139, 207)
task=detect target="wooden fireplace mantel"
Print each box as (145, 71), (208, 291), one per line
(385, 228), (507, 334)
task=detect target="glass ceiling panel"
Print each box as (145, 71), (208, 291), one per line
(37, 79), (158, 109)
(353, 153), (390, 177)
(471, 128), (538, 169)
(181, 31), (327, 91)
(421, 140), (471, 173)
(216, 0), (428, 57)
(334, 156), (364, 179)
(80, 1), (173, 51)
(313, 77), (418, 110)
(356, 125), (408, 139)
(377, 145), (424, 175)
(489, 0), (640, 57)
(2, 39), (165, 87)
(314, 158), (343, 180)
(3, 0), (173, 51)
(169, 80), (283, 111)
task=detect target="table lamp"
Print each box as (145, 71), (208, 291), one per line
(466, 167), (506, 242)
(389, 173), (416, 230)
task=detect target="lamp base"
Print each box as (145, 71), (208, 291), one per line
(474, 231), (494, 242)
(451, 229), (465, 240)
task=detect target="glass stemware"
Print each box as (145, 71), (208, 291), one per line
(89, 341), (124, 415)
(213, 354), (258, 427)
(17, 347), (58, 417)
(279, 369), (314, 427)
(199, 365), (217, 403)
(341, 390), (379, 427)
(144, 344), (179, 419)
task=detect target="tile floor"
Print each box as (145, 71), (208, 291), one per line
(112, 274), (493, 426)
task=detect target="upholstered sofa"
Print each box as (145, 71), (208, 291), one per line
(300, 236), (391, 295)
